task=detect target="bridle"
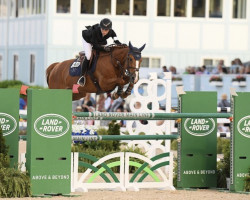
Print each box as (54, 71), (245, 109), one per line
(111, 47), (141, 83)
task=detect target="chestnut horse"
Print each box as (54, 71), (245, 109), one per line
(46, 42), (146, 100)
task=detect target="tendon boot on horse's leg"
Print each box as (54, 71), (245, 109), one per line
(112, 86), (123, 99)
(77, 59), (89, 86)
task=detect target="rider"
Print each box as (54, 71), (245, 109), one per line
(77, 18), (122, 86)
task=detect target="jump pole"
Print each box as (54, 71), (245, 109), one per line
(20, 134), (179, 141)
(73, 112), (232, 120)
(72, 134), (179, 141)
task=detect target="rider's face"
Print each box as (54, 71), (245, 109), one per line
(101, 28), (109, 36)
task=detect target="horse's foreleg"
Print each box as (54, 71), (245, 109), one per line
(112, 86), (124, 99)
(121, 82), (134, 99)
(111, 77), (127, 99)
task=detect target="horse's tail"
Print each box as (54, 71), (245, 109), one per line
(46, 62), (59, 87)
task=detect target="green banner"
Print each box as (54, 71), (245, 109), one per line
(230, 92), (250, 192)
(0, 89), (19, 167)
(26, 89), (72, 195)
(177, 91), (217, 188)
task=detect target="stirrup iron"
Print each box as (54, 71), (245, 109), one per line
(77, 76), (86, 87)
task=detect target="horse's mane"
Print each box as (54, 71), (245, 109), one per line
(98, 44), (128, 57)
(110, 44), (128, 50)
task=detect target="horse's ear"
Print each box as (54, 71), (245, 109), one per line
(139, 44), (146, 52)
(129, 41), (134, 49)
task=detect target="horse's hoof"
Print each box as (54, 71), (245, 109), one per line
(121, 92), (130, 99)
(112, 93), (119, 100)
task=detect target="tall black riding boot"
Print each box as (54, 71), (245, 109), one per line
(77, 59), (89, 86)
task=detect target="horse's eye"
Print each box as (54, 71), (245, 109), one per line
(129, 58), (133, 62)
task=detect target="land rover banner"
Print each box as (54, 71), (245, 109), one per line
(177, 91), (217, 188)
(0, 89), (19, 167)
(26, 89), (72, 195)
(231, 92), (250, 192)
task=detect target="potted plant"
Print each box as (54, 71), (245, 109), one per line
(172, 76), (183, 86)
(209, 76), (223, 87)
(232, 75), (247, 87)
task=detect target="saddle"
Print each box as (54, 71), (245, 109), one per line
(69, 51), (85, 76)
(69, 51), (98, 76)
(69, 51), (105, 94)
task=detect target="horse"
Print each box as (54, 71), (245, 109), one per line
(46, 42), (146, 101)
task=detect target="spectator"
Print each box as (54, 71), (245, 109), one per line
(230, 60), (238, 74)
(72, 98), (83, 112)
(195, 67), (203, 75)
(81, 93), (93, 112)
(105, 93), (113, 112)
(234, 58), (245, 74)
(245, 65), (250, 74)
(19, 97), (26, 109)
(115, 106), (125, 127)
(212, 60), (227, 74)
(218, 94), (230, 107)
(110, 97), (123, 112)
(201, 65), (209, 74)
(169, 66), (177, 74)
(76, 106), (83, 112)
(162, 66), (168, 72)
(189, 67), (196, 74)
(183, 66), (191, 74)
(159, 66), (169, 78)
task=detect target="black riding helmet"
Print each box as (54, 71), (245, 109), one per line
(100, 18), (112, 30)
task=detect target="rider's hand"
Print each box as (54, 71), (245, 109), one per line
(114, 40), (121, 45)
(104, 46), (111, 52)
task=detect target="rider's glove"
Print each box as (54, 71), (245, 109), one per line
(104, 46), (111, 52)
(114, 40), (121, 45)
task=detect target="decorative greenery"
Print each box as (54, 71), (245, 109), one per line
(0, 129), (10, 168)
(0, 80), (45, 90)
(244, 168), (250, 192)
(172, 76), (182, 81)
(217, 137), (228, 154)
(232, 75), (246, 82)
(0, 129), (31, 198)
(217, 139), (230, 188)
(171, 139), (178, 151)
(0, 80), (23, 88)
(72, 122), (121, 152)
(0, 167), (31, 198)
(173, 159), (177, 187)
(107, 120), (121, 151)
(209, 76), (223, 82)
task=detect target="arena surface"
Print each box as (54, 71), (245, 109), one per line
(1, 189), (250, 200)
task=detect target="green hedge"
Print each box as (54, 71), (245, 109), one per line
(0, 80), (45, 89)
(245, 168), (250, 192)
(217, 138), (230, 188)
(0, 80), (23, 88)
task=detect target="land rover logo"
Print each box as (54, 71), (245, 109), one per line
(237, 116), (250, 138)
(34, 114), (70, 138)
(0, 112), (17, 136)
(184, 118), (215, 136)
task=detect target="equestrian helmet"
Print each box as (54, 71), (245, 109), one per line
(100, 18), (112, 30)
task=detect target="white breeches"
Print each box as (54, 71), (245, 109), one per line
(82, 38), (92, 60)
